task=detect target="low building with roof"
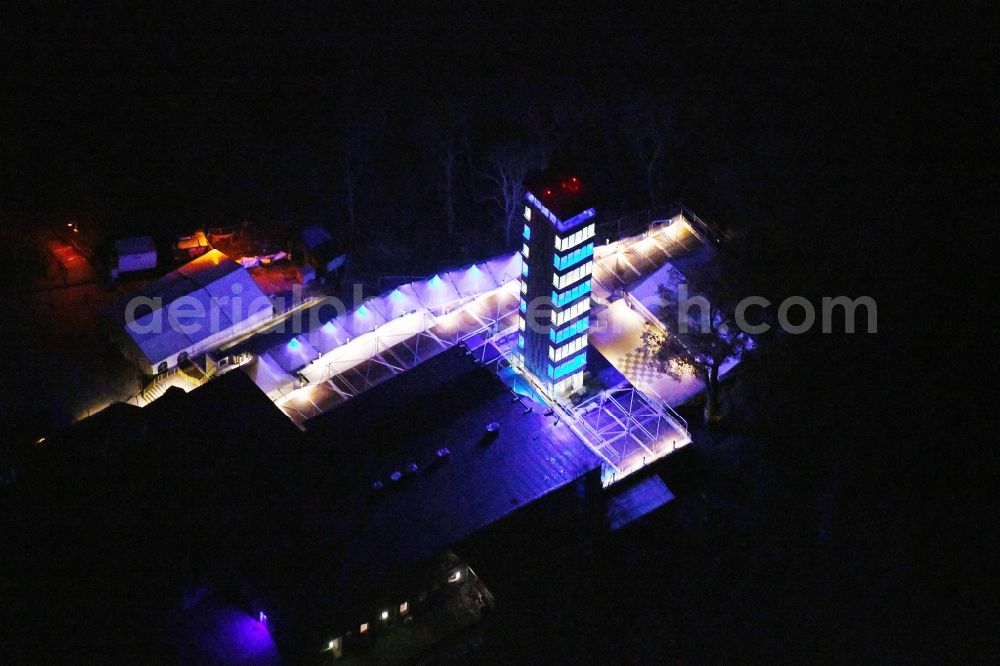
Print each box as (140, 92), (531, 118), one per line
(238, 344), (602, 659)
(110, 235), (157, 279)
(105, 249), (274, 374)
(298, 224), (346, 283)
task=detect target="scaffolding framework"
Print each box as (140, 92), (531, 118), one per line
(570, 387), (689, 486)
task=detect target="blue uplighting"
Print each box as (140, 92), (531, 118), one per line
(519, 298), (527, 313)
(560, 207), (597, 232)
(524, 193), (596, 233)
(525, 192), (560, 226)
(548, 351), (587, 379)
(288, 338), (300, 350)
(518, 334), (525, 348)
(390, 289), (404, 301)
(523, 224), (531, 240)
(429, 274), (442, 287)
(553, 242), (594, 271)
(552, 280), (592, 307)
(550, 316), (589, 344)
(356, 305), (369, 316)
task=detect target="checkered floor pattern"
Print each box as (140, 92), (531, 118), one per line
(616, 346), (669, 387)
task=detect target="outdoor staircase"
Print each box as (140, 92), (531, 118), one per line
(139, 360), (217, 405)
(141, 371), (176, 403)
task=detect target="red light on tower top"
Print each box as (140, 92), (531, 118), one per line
(561, 177), (581, 194)
(524, 168), (593, 226)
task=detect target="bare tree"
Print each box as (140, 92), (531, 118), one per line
(340, 107), (386, 239)
(481, 141), (543, 245)
(624, 95), (677, 210)
(415, 101), (469, 238)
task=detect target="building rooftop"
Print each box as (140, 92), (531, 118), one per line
(524, 168), (595, 224)
(30, 369), (301, 480)
(249, 345), (601, 643)
(114, 235), (156, 256)
(106, 249), (273, 366)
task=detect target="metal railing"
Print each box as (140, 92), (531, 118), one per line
(597, 202), (720, 249)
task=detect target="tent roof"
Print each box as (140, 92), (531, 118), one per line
(244, 352), (295, 396)
(368, 284), (422, 321)
(409, 273), (463, 311)
(484, 252), (522, 284)
(340, 302), (388, 338)
(269, 336), (321, 374)
(246, 252), (520, 394)
(112, 250), (272, 365)
(443, 262), (500, 297)
(304, 317), (352, 355)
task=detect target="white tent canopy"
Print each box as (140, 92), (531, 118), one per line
(245, 352), (296, 398)
(368, 284), (422, 321)
(340, 301), (388, 339)
(409, 273), (463, 312)
(270, 335), (321, 374)
(304, 317), (352, 355)
(111, 249), (273, 373)
(483, 252), (522, 285)
(443, 262), (499, 298)
(248, 251), (524, 396)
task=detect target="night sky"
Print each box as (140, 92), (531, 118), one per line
(0, 2), (989, 663)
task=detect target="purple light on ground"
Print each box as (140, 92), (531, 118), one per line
(172, 600), (281, 665)
(220, 611), (278, 662)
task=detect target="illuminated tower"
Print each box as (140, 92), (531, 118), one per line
(515, 170), (596, 398)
